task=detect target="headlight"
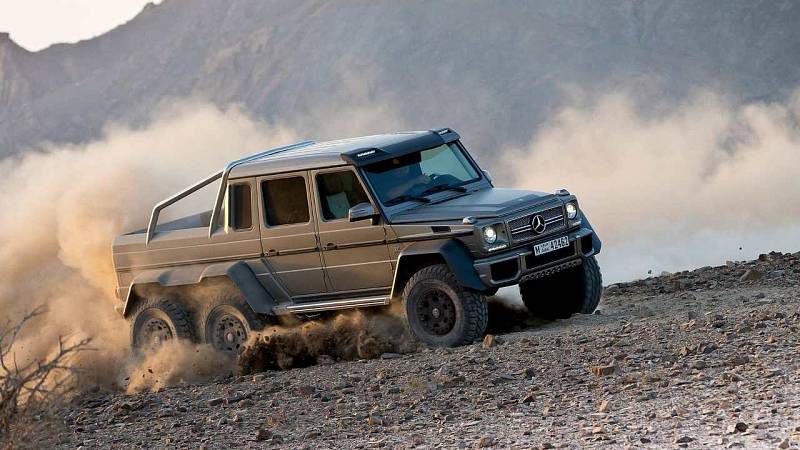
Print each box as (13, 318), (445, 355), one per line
(482, 225), (498, 244)
(565, 202), (578, 220)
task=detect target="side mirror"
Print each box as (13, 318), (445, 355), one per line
(348, 202), (379, 222)
(482, 170), (493, 183)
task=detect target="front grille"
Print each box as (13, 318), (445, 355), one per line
(506, 203), (566, 243)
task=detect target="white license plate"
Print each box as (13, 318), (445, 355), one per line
(533, 236), (569, 256)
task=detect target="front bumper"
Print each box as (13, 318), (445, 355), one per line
(473, 227), (596, 288)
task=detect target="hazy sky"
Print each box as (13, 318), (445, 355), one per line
(0, 0), (162, 51)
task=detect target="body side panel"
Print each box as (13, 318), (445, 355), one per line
(121, 259), (275, 316)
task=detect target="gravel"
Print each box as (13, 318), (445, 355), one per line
(22, 251), (800, 449)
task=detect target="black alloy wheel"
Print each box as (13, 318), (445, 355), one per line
(416, 288), (457, 335)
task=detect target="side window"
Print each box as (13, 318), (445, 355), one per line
(229, 183), (252, 230)
(262, 176), (310, 226)
(316, 170), (370, 220)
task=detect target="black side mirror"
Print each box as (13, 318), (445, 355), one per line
(348, 202), (379, 222)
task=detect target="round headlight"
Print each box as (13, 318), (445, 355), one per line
(483, 226), (498, 244)
(565, 202), (578, 219)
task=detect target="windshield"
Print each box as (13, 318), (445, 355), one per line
(362, 143), (482, 205)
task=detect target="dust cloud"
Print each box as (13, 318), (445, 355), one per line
(125, 342), (235, 394)
(3, 86), (800, 392)
(504, 90), (800, 282)
(0, 101), (297, 391)
(0, 99), (414, 393)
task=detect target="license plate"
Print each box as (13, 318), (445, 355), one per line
(533, 236), (569, 256)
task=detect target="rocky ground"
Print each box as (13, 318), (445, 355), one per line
(20, 251), (800, 449)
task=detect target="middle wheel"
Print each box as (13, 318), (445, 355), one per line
(202, 294), (264, 355)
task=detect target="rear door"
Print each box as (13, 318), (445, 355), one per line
(312, 167), (394, 292)
(257, 171), (327, 297)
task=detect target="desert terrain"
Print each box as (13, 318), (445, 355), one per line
(18, 251), (800, 449)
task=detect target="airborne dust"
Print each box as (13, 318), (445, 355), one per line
(1, 90), (799, 392)
(504, 89), (800, 282)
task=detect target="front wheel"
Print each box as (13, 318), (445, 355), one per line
(403, 264), (488, 347)
(520, 256), (603, 320)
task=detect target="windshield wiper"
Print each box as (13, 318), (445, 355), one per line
(385, 194), (432, 206)
(419, 183), (468, 196)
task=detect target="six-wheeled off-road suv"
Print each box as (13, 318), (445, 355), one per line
(112, 128), (602, 352)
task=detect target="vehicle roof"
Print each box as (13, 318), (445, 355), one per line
(229, 129), (456, 178)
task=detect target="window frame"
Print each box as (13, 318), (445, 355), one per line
(259, 173), (313, 228)
(361, 142), (483, 206)
(313, 166), (377, 223)
(227, 182), (254, 232)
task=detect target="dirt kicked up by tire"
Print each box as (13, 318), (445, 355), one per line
(403, 264), (488, 347)
(520, 256), (603, 320)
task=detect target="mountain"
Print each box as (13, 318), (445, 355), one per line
(2, 0), (800, 156)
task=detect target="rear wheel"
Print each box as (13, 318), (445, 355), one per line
(202, 294), (264, 355)
(520, 256), (603, 320)
(130, 297), (195, 353)
(403, 264), (488, 347)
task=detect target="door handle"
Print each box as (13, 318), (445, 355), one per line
(265, 249), (278, 257)
(324, 242), (337, 251)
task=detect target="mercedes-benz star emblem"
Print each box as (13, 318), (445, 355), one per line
(531, 215), (547, 234)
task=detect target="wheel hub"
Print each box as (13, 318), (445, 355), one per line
(416, 289), (456, 336)
(211, 314), (247, 354)
(138, 318), (173, 352)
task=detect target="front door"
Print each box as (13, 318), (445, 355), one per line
(312, 167), (394, 293)
(257, 171), (327, 297)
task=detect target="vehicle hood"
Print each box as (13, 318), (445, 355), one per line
(388, 188), (559, 223)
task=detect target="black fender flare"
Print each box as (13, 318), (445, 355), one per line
(579, 211), (602, 254)
(390, 238), (485, 298)
(122, 261), (276, 318)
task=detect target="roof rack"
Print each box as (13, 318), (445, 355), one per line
(145, 140), (315, 245)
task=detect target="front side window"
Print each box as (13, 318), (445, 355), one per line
(316, 170), (370, 220)
(229, 183), (252, 230)
(362, 143), (481, 205)
(262, 176), (310, 226)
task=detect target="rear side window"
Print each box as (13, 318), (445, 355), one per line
(229, 183), (252, 230)
(316, 170), (370, 220)
(262, 176), (310, 226)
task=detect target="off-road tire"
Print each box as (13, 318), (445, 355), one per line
(201, 293), (264, 355)
(130, 297), (195, 353)
(403, 264), (488, 347)
(520, 256), (603, 320)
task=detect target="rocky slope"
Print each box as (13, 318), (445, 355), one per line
(21, 251), (800, 449)
(2, 0), (800, 156)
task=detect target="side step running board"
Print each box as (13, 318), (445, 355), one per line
(272, 296), (391, 315)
